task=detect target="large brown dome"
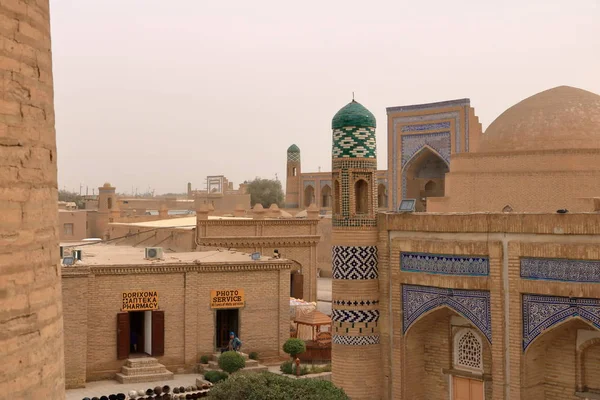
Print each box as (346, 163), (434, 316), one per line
(478, 86), (600, 153)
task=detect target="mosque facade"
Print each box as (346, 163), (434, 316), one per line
(328, 86), (600, 400)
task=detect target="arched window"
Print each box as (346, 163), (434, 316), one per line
(377, 183), (387, 208)
(293, 167), (297, 177)
(424, 180), (436, 192)
(107, 197), (113, 210)
(454, 329), (483, 372)
(334, 180), (341, 214)
(355, 179), (369, 214)
(502, 205), (513, 213)
(304, 185), (314, 208)
(321, 185), (332, 208)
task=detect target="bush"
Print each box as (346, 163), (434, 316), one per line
(280, 360), (294, 374)
(218, 351), (246, 374)
(283, 338), (306, 359)
(200, 355), (210, 364)
(280, 361), (329, 376)
(248, 351), (258, 360)
(310, 364), (331, 373)
(207, 371), (348, 400)
(204, 370), (228, 383)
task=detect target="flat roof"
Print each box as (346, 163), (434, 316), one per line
(59, 243), (277, 266)
(110, 215), (252, 230)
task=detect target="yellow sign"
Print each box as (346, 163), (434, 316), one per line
(122, 291), (158, 311)
(210, 289), (245, 309)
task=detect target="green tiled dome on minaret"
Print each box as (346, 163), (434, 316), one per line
(331, 100), (376, 130)
(332, 101), (377, 159)
(287, 144), (300, 153)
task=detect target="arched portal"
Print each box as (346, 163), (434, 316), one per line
(377, 184), (387, 209)
(523, 318), (599, 400)
(355, 179), (369, 214)
(403, 147), (449, 212)
(304, 185), (314, 208)
(404, 307), (492, 400)
(321, 185), (332, 208)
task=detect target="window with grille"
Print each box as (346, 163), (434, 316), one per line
(454, 329), (483, 372)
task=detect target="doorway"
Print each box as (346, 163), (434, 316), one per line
(216, 309), (239, 350)
(452, 376), (483, 400)
(129, 311), (146, 354)
(290, 271), (304, 299)
(117, 310), (164, 360)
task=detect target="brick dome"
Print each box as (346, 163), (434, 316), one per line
(478, 86), (600, 153)
(331, 100), (376, 130)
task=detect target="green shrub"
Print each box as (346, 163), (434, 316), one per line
(310, 364), (332, 373)
(218, 351), (246, 374)
(280, 361), (322, 376)
(280, 360), (294, 374)
(204, 370), (228, 383)
(200, 355), (210, 364)
(248, 351), (258, 360)
(207, 371), (348, 400)
(282, 338), (306, 359)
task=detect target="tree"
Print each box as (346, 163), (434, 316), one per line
(207, 371), (349, 400)
(245, 178), (284, 208)
(283, 338), (306, 359)
(58, 190), (85, 209)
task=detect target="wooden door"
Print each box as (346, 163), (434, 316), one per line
(151, 310), (164, 357)
(291, 273), (304, 299)
(117, 312), (130, 360)
(453, 376), (483, 400)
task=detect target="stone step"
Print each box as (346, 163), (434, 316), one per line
(120, 365), (168, 376)
(115, 371), (174, 384)
(126, 357), (159, 368)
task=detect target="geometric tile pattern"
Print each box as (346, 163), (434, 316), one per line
(401, 131), (451, 169)
(401, 252), (490, 276)
(522, 294), (600, 350)
(333, 299), (379, 307)
(402, 284), (492, 343)
(332, 127), (377, 159)
(520, 258), (600, 283)
(333, 335), (380, 346)
(334, 321), (378, 336)
(287, 152), (300, 162)
(332, 309), (380, 323)
(303, 180), (315, 189)
(332, 246), (378, 280)
(401, 121), (451, 132)
(320, 180), (332, 188)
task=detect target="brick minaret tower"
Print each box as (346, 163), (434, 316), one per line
(0, 0), (66, 396)
(285, 144), (301, 209)
(330, 100), (381, 399)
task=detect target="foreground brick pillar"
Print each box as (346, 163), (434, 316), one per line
(330, 101), (382, 399)
(0, 0), (65, 397)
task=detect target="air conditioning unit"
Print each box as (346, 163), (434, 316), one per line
(145, 247), (163, 260)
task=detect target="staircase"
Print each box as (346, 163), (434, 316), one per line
(115, 357), (174, 384)
(198, 352), (268, 374)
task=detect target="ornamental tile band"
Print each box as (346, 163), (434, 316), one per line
(401, 132), (451, 169)
(401, 121), (452, 132)
(332, 335), (380, 346)
(401, 252), (490, 276)
(287, 152), (300, 162)
(520, 258), (600, 283)
(332, 246), (378, 280)
(522, 294), (600, 350)
(332, 127), (377, 159)
(332, 309), (380, 323)
(402, 284), (492, 343)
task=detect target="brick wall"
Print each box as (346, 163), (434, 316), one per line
(0, 0), (65, 397)
(62, 262), (290, 385)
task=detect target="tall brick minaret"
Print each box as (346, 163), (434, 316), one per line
(285, 144), (301, 209)
(330, 100), (381, 399)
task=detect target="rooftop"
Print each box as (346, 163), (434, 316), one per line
(60, 243), (278, 266)
(110, 216), (251, 230)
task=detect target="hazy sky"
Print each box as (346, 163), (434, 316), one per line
(50, 0), (600, 195)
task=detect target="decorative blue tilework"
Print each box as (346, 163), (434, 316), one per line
(303, 180), (315, 189)
(332, 309), (379, 323)
(320, 180), (332, 188)
(401, 122), (452, 132)
(332, 335), (380, 346)
(520, 258), (600, 283)
(332, 246), (378, 280)
(522, 294), (600, 350)
(401, 132), (451, 169)
(401, 252), (489, 276)
(402, 285), (492, 343)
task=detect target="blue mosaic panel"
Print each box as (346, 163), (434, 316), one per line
(303, 180), (315, 189)
(522, 294), (600, 350)
(401, 121), (452, 132)
(520, 258), (600, 283)
(332, 127), (377, 158)
(332, 335), (380, 346)
(401, 252), (490, 276)
(332, 309), (379, 323)
(320, 180), (332, 188)
(401, 132), (451, 169)
(402, 285), (492, 343)
(332, 246), (378, 280)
